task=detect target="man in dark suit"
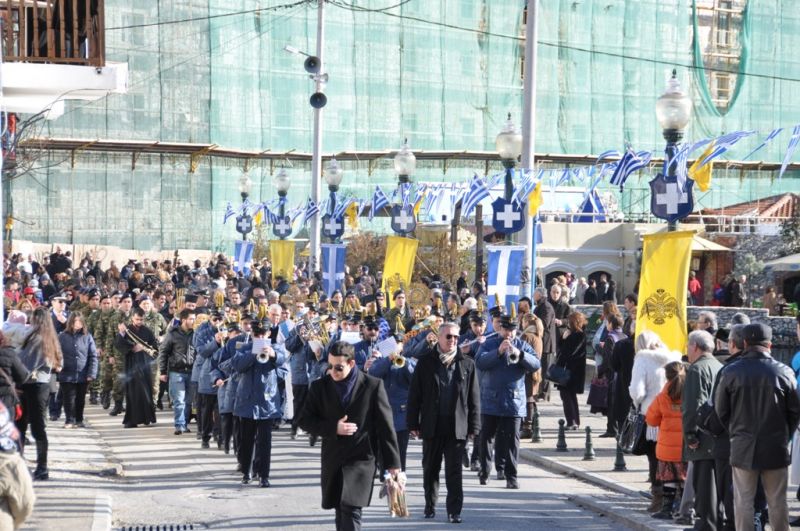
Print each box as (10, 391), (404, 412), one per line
(533, 287), (556, 401)
(299, 341), (400, 531)
(407, 321), (481, 524)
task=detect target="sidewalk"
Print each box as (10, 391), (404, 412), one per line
(19, 409), (120, 531)
(517, 388), (800, 531)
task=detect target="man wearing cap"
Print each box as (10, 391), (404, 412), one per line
(104, 293), (134, 416)
(282, 318), (315, 439)
(475, 315), (540, 489)
(139, 296), (169, 409)
(89, 293), (115, 409)
(49, 294), (69, 334)
(384, 290), (415, 333)
(194, 311), (225, 448)
(714, 323), (800, 531)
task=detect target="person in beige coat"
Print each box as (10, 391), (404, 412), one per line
(0, 402), (34, 529)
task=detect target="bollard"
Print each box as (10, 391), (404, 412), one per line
(613, 441), (627, 471)
(556, 419), (568, 452)
(531, 406), (542, 443)
(583, 426), (595, 461)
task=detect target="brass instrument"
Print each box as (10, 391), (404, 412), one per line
(510, 302), (517, 320)
(257, 302), (268, 320)
(123, 326), (158, 358)
(175, 288), (187, 311)
(193, 314), (210, 330)
(394, 315), (405, 335)
(476, 296), (484, 314)
(248, 298), (257, 314)
(507, 348), (520, 364)
(213, 290), (225, 309)
(392, 355), (407, 368)
(494, 293), (502, 309)
(256, 348), (272, 364)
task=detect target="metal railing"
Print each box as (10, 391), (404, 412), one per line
(0, 0), (104, 67)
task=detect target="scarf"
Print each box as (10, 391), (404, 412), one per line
(437, 345), (457, 367)
(334, 366), (359, 408)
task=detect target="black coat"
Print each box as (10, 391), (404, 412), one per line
(299, 370), (400, 510)
(554, 331), (586, 394)
(609, 337), (635, 425)
(0, 348), (28, 414)
(714, 346), (800, 470)
(406, 347), (480, 440)
(533, 300), (556, 356)
(583, 287), (599, 305)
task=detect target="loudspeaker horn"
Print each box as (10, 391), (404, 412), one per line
(309, 92), (328, 109)
(304, 56), (321, 74)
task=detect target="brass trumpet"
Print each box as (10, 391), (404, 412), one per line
(392, 355), (407, 368)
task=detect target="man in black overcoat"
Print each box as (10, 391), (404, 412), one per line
(533, 287), (556, 401)
(299, 341), (400, 531)
(407, 321), (481, 524)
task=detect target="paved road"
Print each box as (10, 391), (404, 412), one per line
(28, 404), (632, 530)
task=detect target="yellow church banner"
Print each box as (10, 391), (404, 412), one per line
(270, 240), (295, 282)
(381, 236), (419, 309)
(635, 230), (694, 353)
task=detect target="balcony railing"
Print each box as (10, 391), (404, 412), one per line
(0, 0), (104, 67)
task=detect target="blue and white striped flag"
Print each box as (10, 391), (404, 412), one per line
(369, 186), (390, 221)
(742, 127), (784, 161)
(302, 197), (319, 226)
(486, 245), (526, 311)
(697, 130), (756, 169)
(233, 239), (255, 276)
(461, 175), (490, 219)
(778, 124), (800, 180)
(595, 149), (620, 165)
(673, 138), (711, 191)
(609, 148), (652, 191)
(223, 202), (236, 224)
(321, 243), (347, 297)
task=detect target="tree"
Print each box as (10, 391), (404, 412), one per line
(781, 209), (800, 254)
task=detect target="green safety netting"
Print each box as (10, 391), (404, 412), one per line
(9, 0), (800, 251)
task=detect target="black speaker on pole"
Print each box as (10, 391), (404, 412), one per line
(304, 56), (321, 74)
(309, 92), (327, 109)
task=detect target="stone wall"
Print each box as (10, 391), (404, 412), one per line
(572, 304), (799, 364)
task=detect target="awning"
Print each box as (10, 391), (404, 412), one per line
(692, 235), (732, 252)
(764, 253), (800, 272)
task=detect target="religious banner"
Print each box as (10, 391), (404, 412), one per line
(381, 236), (419, 309)
(635, 231), (693, 353)
(321, 243), (347, 297)
(270, 239), (295, 282)
(486, 245), (525, 311)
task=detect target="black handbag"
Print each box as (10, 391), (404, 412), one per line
(546, 365), (571, 386)
(618, 404), (647, 455)
(586, 377), (609, 409)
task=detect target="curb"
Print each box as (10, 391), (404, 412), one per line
(86, 419), (125, 478)
(569, 495), (679, 531)
(90, 494), (113, 531)
(518, 448), (642, 498)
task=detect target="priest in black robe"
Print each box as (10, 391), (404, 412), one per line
(114, 307), (158, 428)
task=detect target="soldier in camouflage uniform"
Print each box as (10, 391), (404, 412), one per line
(83, 289), (103, 404)
(105, 293), (134, 416)
(139, 296), (168, 409)
(69, 287), (89, 316)
(89, 293), (116, 409)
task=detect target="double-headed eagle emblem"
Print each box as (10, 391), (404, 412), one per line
(643, 288), (681, 325)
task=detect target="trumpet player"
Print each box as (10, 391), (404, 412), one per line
(368, 342), (416, 471)
(284, 320), (315, 440)
(475, 315), (540, 489)
(231, 320), (286, 487)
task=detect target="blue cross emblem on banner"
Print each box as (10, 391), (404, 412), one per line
(235, 214), (253, 236)
(272, 215), (293, 239)
(491, 197), (525, 234)
(649, 174), (694, 223)
(390, 205), (417, 235)
(322, 214), (345, 240)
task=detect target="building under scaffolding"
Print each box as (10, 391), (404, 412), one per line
(4, 0), (800, 251)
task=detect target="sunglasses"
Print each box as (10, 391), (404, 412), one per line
(366, 326), (379, 331)
(332, 364), (347, 372)
(444, 334), (459, 340)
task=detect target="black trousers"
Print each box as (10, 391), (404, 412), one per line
(538, 352), (552, 399)
(479, 415), (521, 481)
(396, 429), (410, 471)
(692, 459), (718, 531)
(559, 388), (580, 427)
(334, 503), (362, 531)
(199, 393), (218, 443)
(291, 384), (308, 431)
(422, 418), (465, 516)
(278, 379), (287, 419)
(715, 457), (734, 529)
(17, 382), (50, 469)
(238, 418), (274, 479)
(61, 382), (88, 424)
(220, 412), (235, 453)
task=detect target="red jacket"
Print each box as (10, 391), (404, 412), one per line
(646, 384), (683, 463)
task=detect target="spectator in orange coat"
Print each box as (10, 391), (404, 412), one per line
(646, 361), (687, 520)
(688, 271), (703, 306)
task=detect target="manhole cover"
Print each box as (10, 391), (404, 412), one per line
(119, 526), (197, 531)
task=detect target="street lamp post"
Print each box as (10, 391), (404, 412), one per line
(324, 157), (343, 217)
(496, 113), (523, 243)
(655, 69), (692, 231)
(274, 168), (291, 240)
(238, 173), (253, 241)
(394, 138), (416, 185)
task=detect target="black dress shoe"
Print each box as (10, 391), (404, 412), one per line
(597, 432), (616, 438)
(506, 479), (520, 489)
(790, 516), (800, 527)
(242, 474), (251, 484)
(259, 478), (270, 488)
(479, 475), (488, 485)
(424, 508), (435, 519)
(174, 429), (182, 435)
(448, 514), (462, 524)
(496, 471), (506, 481)
(201, 441), (210, 449)
(123, 423), (137, 429)
(33, 468), (49, 480)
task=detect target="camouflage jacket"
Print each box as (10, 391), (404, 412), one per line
(144, 311), (168, 340)
(89, 309), (116, 352)
(105, 309), (132, 352)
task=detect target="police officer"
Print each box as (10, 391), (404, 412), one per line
(475, 315), (540, 489)
(459, 312), (490, 471)
(353, 317), (381, 370)
(194, 312), (225, 448)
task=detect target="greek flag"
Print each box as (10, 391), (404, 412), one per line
(743, 127), (784, 161)
(369, 186), (390, 221)
(512, 169), (540, 205)
(486, 245), (526, 311)
(461, 175), (490, 218)
(321, 243), (347, 297)
(778, 124), (800, 180)
(673, 138), (711, 191)
(233, 239), (255, 276)
(223, 202), (235, 224)
(595, 149), (620, 165)
(302, 197), (319, 226)
(697, 130), (755, 169)
(609, 148), (652, 191)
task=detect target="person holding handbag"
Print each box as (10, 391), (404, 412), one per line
(16, 307), (63, 480)
(553, 312), (587, 430)
(57, 313), (99, 428)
